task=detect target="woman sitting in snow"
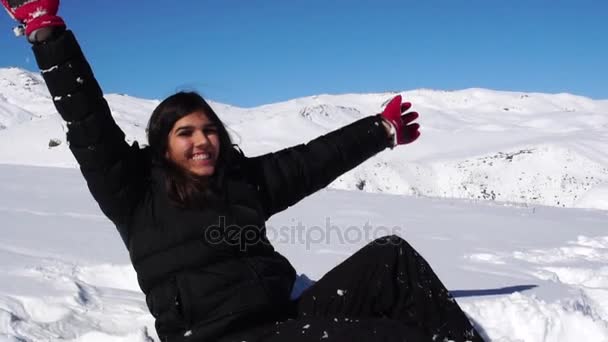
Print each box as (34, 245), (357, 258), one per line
(1, 1), (483, 341)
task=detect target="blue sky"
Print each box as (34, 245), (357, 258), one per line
(1, 0), (606, 107)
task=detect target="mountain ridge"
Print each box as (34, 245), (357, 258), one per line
(1, 67), (607, 210)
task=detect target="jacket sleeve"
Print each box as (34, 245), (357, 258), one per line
(247, 115), (390, 219)
(32, 30), (145, 242)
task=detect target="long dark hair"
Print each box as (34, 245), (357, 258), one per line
(147, 91), (236, 208)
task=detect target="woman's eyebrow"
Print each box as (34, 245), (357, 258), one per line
(175, 123), (217, 132)
(174, 125), (194, 133)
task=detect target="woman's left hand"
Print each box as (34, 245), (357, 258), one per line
(380, 95), (421, 147)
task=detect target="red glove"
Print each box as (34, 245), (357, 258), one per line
(1, 0), (65, 38)
(381, 95), (420, 146)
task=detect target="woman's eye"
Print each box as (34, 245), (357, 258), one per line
(178, 131), (192, 137)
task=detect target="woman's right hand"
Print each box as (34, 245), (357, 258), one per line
(1, 0), (65, 41)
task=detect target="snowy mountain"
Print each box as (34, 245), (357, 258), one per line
(2, 67), (607, 211)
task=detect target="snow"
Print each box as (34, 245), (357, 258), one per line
(1, 67), (608, 341)
(575, 184), (608, 211)
(2, 68), (607, 210)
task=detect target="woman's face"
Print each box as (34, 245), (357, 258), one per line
(165, 111), (221, 177)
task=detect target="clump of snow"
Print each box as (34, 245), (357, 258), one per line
(462, 292), (608, 341)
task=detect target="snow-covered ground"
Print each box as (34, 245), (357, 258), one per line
(1, 165), (607, 341)
(1, 67), (608, 341)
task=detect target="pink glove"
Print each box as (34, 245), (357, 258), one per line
(381, 95), (420, 146)
(1, 0), (65, 38)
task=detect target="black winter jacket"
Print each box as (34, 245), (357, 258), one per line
(32, 30), (391, 341)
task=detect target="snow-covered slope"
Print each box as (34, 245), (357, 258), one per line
(1, 164), (608, 341)
(2, 67), (607, 210)
(2, 67), (608, 210)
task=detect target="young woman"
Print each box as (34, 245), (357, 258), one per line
(1, 1), (484, 341)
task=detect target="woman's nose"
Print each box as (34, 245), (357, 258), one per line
(193, 131), (209, 147)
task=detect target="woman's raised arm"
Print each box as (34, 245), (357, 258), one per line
(2, 1), (147, 244)
(247, 96), (420, 219)
(34, 30), (147, 242)
(247, 115), (390, 219)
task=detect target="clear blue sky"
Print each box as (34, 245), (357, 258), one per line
(1, 0), (606, 107)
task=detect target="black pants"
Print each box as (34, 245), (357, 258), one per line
(224, 235), (484, 341)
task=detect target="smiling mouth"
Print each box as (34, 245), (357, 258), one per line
(191, 152), (211, 161)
